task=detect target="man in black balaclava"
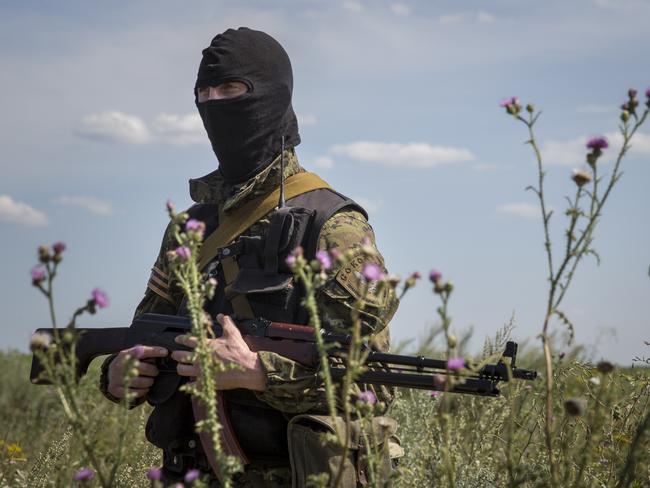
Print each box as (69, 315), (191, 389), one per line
(195, 27), (301, 182)
(100, 27), (399, 487)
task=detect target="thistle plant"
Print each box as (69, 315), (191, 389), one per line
(164, 201), (241, 487)
(500, 87), (650, 486)
(29, 243), (137, 487)
(286, 243), (406, 488)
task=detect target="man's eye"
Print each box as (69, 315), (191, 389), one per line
(222, 83), (245, 93)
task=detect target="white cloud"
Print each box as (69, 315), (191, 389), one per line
(542, 131), (650, 166)
(0, 195), (48, 227)
(541, 136), (589, 166)
(330, 141), (474, 168)
(607, 130), (650, 156)
(52, 196), (113, 216)
(390, 3), (411, 16)
(439, 14), (464, 24)
(297, 113), (318, 127)
(497, 202), (553, 220)
(352, 196), (383, 213)
(343, 1), (364, 13)
(76, 111), (151, 144)
(477, 11), (496, 23)
(497, 202), (541, 220)
(313, 156), (334, 169)
(153, 113), (206, 145)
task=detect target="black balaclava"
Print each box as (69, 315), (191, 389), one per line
(195, 27), (301, 184)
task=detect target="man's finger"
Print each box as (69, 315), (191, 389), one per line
(174, 335), (199, 348)
(171, 350), (193, 364)
(177, 363), (200, 377)
(217, 313), (239, 337)
(130, 388), (148, 398)
(130, 376), (155, 389)
(129, 345), (168, 359)
(136, 362), (159, 377)
(111, 386), (148, 399)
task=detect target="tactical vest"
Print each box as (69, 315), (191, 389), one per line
(145, 187), (366, 474)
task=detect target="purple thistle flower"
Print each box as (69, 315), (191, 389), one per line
(499, 96), (519, 108)
(645, 87), (650, 99)
(166, 199), (175, 213)
(429, 391), (441, 398)
(52, 241), (66, 254)
(184, 469), (200, 483)
(447, 357), (465, 371)
(285, 254), (297, 268)
(315, 250), (332, 270)
(362, 263), (383, 281)
(329, 247), (342, 261)
(628, 88), (637, 99)
(73, 467), (94, 481)
(176, 246), (191, 261)
(91, 288), (109, 309)
(586, 136), (609, 150)
(358, 390), (376, 405)
(185, 219), (205, 237)
(410, 271), (422, 281)
(146, 467), (163, 481)
(31, 265), (47, 283)
(428, 269), (442, 285)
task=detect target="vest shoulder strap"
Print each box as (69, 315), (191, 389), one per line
(197, 172), (331, 270)
(287, 188), (367, 259)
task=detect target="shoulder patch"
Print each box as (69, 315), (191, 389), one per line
(146, 266), (173, 303)
(335, 253), (388, 308)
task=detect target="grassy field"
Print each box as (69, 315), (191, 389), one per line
(1, 336), (648, 487)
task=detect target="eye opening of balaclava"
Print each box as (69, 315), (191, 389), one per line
(195, 27), (301, 184)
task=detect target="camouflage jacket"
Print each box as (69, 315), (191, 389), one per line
(128, 150), (398, 413)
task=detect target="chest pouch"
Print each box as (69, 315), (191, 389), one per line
(222, 206), (314, 321)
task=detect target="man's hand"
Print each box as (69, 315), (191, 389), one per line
(171, 313), (267, 391)
(107, 345), (169, 399)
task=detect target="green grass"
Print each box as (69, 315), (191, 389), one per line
(1, 342), (648, 487)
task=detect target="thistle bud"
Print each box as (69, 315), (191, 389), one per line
(526, 104), (535, 113)
(596, 360), (615, 374)
(571, 169), (592, 187)
(628, 88), (637, 99)
(166, 199), (175, 214)
(447, 334), (457, 348)
(386, 274), (401, 289)
(564, 397), (586, 416)
(621, 110), (630, 123)
(30, 332), (52, 351)
(38, 245), (51, 263)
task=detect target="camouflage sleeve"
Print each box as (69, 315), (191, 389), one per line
(133, 221), (184, 318)
(254, 210), (399, 413)
(99, 222), (182, 406)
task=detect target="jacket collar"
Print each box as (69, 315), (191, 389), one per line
(188, 149), (304, 213)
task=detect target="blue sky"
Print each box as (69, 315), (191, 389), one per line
(1, 0), (649, 363)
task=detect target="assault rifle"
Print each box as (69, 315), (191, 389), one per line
(30, 313), (537, 475)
